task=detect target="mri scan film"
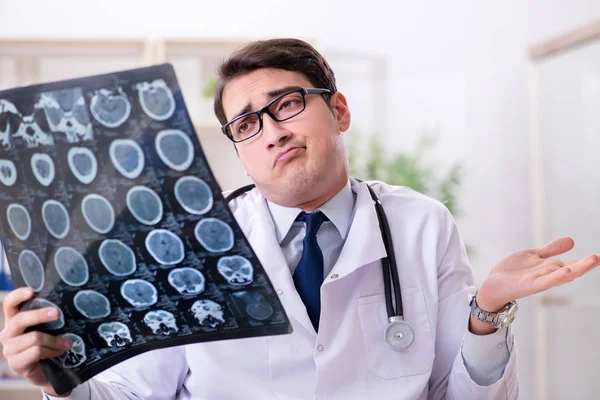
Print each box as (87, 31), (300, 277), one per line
(74, 290), (111, 319)
(90, 87), (131, 128)
(136, 79), (176, 121)
(0, 64), (290, 396)
(126, 185), (163, 225)
(7, 203), (31, 240)
(54, 246), (89, 287)
(0, 159), (17, 186)
(109, 139), (145, 179)
(98, 239), (136, 276)
(155, 129), (194, 171)
(67, 147), (97, 184)
(42, 200), (70, 239)
(174, 176), (213, 215)
(58, 333), (87, 368)
(18, 249), (45, 292)
(31, 153), (55, 186)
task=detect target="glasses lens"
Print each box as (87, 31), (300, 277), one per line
(268, 92), (305, 121)
(229, 113), (260, 142)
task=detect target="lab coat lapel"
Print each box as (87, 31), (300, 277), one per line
(329, 181), (387, 279)
(241, 196), (317, 335)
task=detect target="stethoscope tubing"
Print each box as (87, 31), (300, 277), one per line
(224, 180), (404, 321)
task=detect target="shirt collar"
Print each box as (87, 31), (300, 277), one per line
(267, 180), (354, 244)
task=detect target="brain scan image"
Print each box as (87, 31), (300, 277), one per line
(89, 87), (131, 128)
(167, 267), (205, 295)
(126, 186), (163, 225)
(135, 79), (176, 121)
(174, 176), (213, 215)
(58, 333), (87, 368)
(81, 194), (115, 234)
(38, 88), (93, 142)
(97, 322), (132, 347)
(22, 298), (64, 330)
(31, 153), (55, 186)
(217, 255), (253, 286)
(74, 290), (111, 319)
(0, 99), (18, 150)
(145, 229), (185, 265)
(120, 279), (158, 308)
(0, 159), (17, 186)
(67, 147), (97, 184)
(7, 203), (31, 240)
(143, 310), (178, 336)
(109, 139), (145, 179)
(42, 200), (70, 239)
(154, 129), (194, 172)
(233, 291), (274, 321)
(18, 249), (45, 292)
(9, 99), (55, 148)
(98, 239), (136, 276)
(54, 246), (89, 287)
(191, 299), (225, 328)
(194, 218), (234, 253)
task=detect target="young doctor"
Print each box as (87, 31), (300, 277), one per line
(1, 38), (599, 400)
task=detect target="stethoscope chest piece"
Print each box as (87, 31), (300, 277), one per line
(384, 317), (415, 351)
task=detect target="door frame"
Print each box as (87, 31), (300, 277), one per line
(528, 18), (600, 400)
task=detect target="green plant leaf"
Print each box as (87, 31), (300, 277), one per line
(202, 77), (217, 99)
(347, 132), (463, 217)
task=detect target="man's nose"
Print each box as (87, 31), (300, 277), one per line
(262, 114), (291, 146)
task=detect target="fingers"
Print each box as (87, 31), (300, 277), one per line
(530, 260), (564, 280)
(8, 346), (67, 375)
(535, 237), (575, 259)
(3, 331), (71, 358)
(532, 254), (600, 292)
(2, 287), (34, 319)
(0, 307), (61, 340)
(565, 253), (600, 276)
(530, 266), (572, 293)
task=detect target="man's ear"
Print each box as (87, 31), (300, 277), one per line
(331, 92), (351, 133)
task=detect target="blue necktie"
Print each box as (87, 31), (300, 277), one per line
(293, 211), (328, 331)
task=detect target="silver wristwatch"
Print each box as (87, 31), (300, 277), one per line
(469, 290), (518, 329)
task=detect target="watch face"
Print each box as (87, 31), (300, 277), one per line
(500, 302), (519, 326)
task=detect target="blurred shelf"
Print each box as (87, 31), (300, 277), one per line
(0, 378), (37, 390)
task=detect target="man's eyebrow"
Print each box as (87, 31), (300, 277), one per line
(266, 85), (302, 98)
(231, 86), (303, 120)
(232, 104), (253, 120)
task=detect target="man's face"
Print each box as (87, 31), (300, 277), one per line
(221, 68), (351, 207)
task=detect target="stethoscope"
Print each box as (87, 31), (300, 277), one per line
(224, 181), (415, 351)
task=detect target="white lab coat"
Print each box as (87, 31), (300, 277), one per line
(52, 179), (518, 400)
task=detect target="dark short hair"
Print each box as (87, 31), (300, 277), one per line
(213, 38), (337, 125)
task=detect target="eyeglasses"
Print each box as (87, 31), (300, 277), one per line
(221, 88), (332, 143)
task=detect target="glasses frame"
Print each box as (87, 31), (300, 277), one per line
(221, 87), (332, 143)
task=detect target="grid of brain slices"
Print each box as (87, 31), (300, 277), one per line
(10, 81), (263, 369)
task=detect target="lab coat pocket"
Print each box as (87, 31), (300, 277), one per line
(356, 286), (434, 379)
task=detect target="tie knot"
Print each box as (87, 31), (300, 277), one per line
(298, 211), (328, 236)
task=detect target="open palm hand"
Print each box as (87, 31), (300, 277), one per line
(476, 237), (600, 311)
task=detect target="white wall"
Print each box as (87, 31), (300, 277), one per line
(1, 1), (600, 399)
